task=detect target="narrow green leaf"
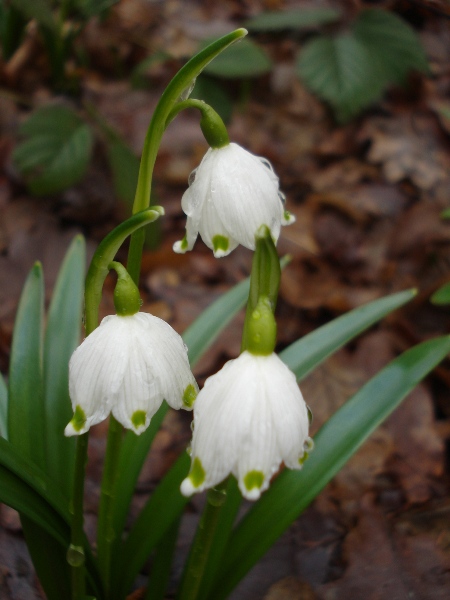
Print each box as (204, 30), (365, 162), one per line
(202, 38), (272, 78)
(280, 289), (416, 379)
(0, 371), (7, 439)
(8, 262), (45, 469)
(13, 106), (93, 196)
(431, 282), (450, 306)
(110, 275), (251, 585)
(44, 235), (85, 498)
(211, 336), (450, 598)
(144, 517), (181, 600)
(113, 453), (190, 600)
(21, 517), (71, 600)
(246, 7), (341, 31)
(0, 437), (103, 598)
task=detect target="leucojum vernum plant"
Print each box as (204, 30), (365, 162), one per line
(1, 29), (450, 600)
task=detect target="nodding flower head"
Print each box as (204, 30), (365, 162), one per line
(180, 350), (312, 501)
(173, 143), (295, 258)
(65, 312), (198, 436)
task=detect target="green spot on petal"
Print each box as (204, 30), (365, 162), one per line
(131, 410), (146, 429)
(71, 405), (86, 432)
(183, 384), (197, 408)
(189, 457), (206, 487)
(180, 235), (188, 251)
(244, 470), (264, 492)
(212, 234), (229, 255)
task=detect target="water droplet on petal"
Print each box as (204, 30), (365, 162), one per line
(278, 191), (286, 206)
(306, 404), (313, 425)
(303, 437), (314, 453)
(186, 444), (192, 456)
(259, 157), (274, 172)
(208, 486), (227, 507)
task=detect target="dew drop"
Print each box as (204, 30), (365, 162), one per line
(66, 545), (85, 567)
(208, 486), (227, 507)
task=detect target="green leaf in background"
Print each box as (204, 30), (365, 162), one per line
(8, 262), (45, 469)
(0, 372), (7, 439)
(13, 105), (93, 195)
(297, 8), (429, 122)
(0, 3), (27, 60)
(106, 138), (140, 207)
(353, 8), (429, 85)
(297, 32), (382, 122)
(431, 282), (450, 305)
(191, 76), (233, 123)
(246, 7), (341, 31)
(77, 0), (121, 18)
(203, 37), (272, 78)
(210, 335), (450, 599)
(44, 235), (85, 499)
(10, 0), (55, 30)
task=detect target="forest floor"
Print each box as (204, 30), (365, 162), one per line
(1, 1), (450, 598)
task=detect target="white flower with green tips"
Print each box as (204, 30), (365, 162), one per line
(180, 350), (312, 501)
(65, 312), (198, 436)
(173, 142), (295, 258)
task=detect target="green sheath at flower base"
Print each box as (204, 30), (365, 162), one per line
(241, 225), (280, 355)
(109, 261), (141, 316)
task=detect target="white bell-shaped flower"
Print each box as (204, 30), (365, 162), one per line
(173, 143), (295, 258)
(65, 312), (198, 436)
(180, 350), (312, 501)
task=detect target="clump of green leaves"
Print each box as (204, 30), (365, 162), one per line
(246, 7), (428, 122)
(0, 0), (121, 88)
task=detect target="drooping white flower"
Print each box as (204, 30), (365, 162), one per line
(180, 350), (312, 501)
(173, 143), (295, 258)
(65, 312), (198, 436)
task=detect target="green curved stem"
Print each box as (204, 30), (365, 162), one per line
(166, 99), (229, 148)
(127, 28), (247, 283)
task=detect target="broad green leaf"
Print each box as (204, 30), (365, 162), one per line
(210, 335), (450, 598)
(44, 235), (85, 499)
(297, 32), (382, 122)
(10, 0), (55, 30)
(246, 7), (341, 31)
(8, 262), (45, 469)
(0, 372), (7, 439)
(431, 282), (450, 305)
(203, 38), (272, 78)
(13, 105), (93, 195)
(353, 8), (429, 85)
(280, 289), (416, 379)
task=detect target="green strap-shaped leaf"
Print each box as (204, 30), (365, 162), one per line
(144, 517), (182, 600)
(202, 38), (272, 78)
(8, 262), (45, 468)
(113, 453), (190, 600)
(44, 235), (85, 499)
(115, 288), (416, 596)
(0, 436), (103, 598)
(210, 336), (450, 598)
(245, 7), (341, 31)
(0, 371), (7, 439)
(280, 289), (416, 379)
